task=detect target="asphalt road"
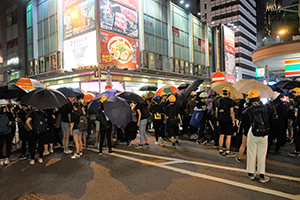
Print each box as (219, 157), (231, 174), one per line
(0, 134), (300, 200)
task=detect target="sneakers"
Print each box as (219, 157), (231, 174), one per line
(200, 140), (207, 145)
(0, 159), (3, 166)
(171, 144), (176, 149)
(98, 153), (103, 156)
(219, 148), (224, 155)
(259, 176), (270, 183)
(235, 156), (241, 163)
(4, 159), (9, 165)
(19, 155), (27, 160)
(94, 143), (100, 148)
(175, 141), (180, 146)
(145, 143), (150, 147)
(43, 151), (50, 156)
(64, 150), (73, 154)
(79, 152), (83, 156)
(108, 150), (115, 153)
(288, 151), (300, 157)
(159, 138), (164, 146)
(29, 160), (35, 165)
(37, 158), (43, 163)
(49, 149), (54, 154)
(127, 141), (132, 147)
(224, 151), (236, 158)
(71, 153), (80, 159)
(213, 145), (219, 149)
(249, 173), (256, 180)
(135, 144), (143, 149)
(155, 141), (159, 145)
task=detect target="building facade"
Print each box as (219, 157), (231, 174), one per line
(24, 0), (214, 92)
(200, 0), (257, 80)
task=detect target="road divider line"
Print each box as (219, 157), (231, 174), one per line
(113, 149), (300, 182)
(111, 153), (298, 200)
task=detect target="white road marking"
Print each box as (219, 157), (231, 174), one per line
(110, 152), (299, 200)
(114, 149), (300, 182)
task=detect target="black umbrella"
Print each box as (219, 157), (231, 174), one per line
(178, 83), (190, 90)
(23, 88), (69, 110)
(139, 85), (158, 91)
(269, 85), (289, 96)
(0, 85), (27, 99)
(57, 87), (84, 99)
(184, 79), (204, 97)
(103, 96), (132, 127)
(87, 99), (100, 115)
(116, 91), (146, 105)
(274, 80), (300, 89)
(175, 90), (188, 109)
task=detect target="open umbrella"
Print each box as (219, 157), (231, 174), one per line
(211, 81), (243, 100)
(23, 88), (69, 110)
(155, 85), (179, 96)
(233, 79), (273, 98)
(117, 91), (146, 104)
(0, 99), (9, 106)
(178, 84), (190, 90)
(175, 91), (188, 109)
(8, 78), (44, 91)
(83, 92), (95, 104)
(103, 96), (132, 127)
(274, 80), (300, 89)
(184, 79), (204, 97)
(139, 85), (158, 91)
(57, 87), (76, 99)
(87, 99), (100, 115)
(0, 85), (26, 99)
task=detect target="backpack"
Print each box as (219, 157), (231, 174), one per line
(0, 114), (11, 135)
(77, 115), (88, 131)
(99, 111), (111, 131)
(189, 111), (203, 128)
(251, 105), (270, 137)
(33, 112), (48, 134)
(217, 98), (232, 122)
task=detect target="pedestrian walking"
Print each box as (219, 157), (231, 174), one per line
(150, 96), (164, 146)
(243, 89), (270, 183)
(195, 92), (208, 145)
(164, 95), (183, 149)
(216, 87), (236, 157)
(135, 97), (150, 149)
(184, 93), (198, 139)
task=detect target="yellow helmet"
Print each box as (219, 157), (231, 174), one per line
(168, 95), (176, 102)
(292, 87), (300, 94)
(100, 96), (108, 103)
(222, 87), (231, 96)
(223, 87), (231, 93)
(160, 92), (167, 97)
(248, 89), (261, 99)
(141, 95), (146, 99)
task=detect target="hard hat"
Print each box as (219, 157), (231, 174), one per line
(292, 87), (300, 94)
(248, 89), (261, 99)
(105, 85), (112, 90)
(168, 95), (176, 102)
(199, 92), (208, 98)
(222, 87), (231, 93)
(141, 95), (146, 99)
(160, 92), (167, 97)
(100, 96), (108, 103)
(153, 96), (160, 100)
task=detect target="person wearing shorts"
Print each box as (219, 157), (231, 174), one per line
(70, 102), (83, 159)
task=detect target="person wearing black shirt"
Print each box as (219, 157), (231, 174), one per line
(70, 102), (84, 159)
(160, 92), (168, 140)
(43, 109), (56, 155)
(0, 106), (15, 166)
(17, 105), (31, 160)
(195, 92), (208, 145)
(150, 96), (164, 145)
(211, 94), (221, 147)
(135, 100), (150, 148)
(60, 102), (73, 154)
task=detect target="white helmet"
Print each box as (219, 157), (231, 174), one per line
(199, 92), (208, 98)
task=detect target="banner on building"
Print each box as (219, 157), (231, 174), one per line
(222, 24), (236, 81)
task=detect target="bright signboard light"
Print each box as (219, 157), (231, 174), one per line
(285, 58), (300, 77)
(256, 68), (265, 77)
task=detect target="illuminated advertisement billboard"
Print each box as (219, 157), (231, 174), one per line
(222, 24), (236, 81)
(63, 0), (96, 39)
(285, 58), (300, 77)
(100, 30), (139, 69)
(63, 31), (97, 70)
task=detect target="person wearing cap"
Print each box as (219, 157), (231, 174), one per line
(164, 95), (182, 148)
(216, 87), (236, 157)
(150, 96), (164, 146)
(242, 89), (269, 183)
(105, 85), (112, 91)
(195, 92), (209, 145)
(267, 92), (288, 155)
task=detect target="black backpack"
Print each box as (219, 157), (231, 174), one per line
(217, 98), (231, 122)
(0, 114), (11, 135)
(252, 105), (270, 137)
(33, 112), (48, 134)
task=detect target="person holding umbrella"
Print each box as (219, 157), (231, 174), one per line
(164, 95), (183, 149)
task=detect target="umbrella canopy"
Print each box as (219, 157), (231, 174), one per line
(0, 99), (9, 106)
(175, 91), (188, 109)
(211, 81), (243, 100)
(102, 89), (119, 99)
(103, 96), (132, 127)
(23, 88), (69, 110)
(117, 91), (146, 104)
(0, 85), (26, 99)
(83, 92), (95, 103)
(177, 84), (190, 90)
(274, 80), (300, 89)
(8, 78), (44, 91)
(139, 85), (158, 91)
(184, 79), (204, 97)
(143, 91), (155, 99)
(87, 99), (100, 115)
(233, 79), (273, 98)
(155, 85), (179, 96)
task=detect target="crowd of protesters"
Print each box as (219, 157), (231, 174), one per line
(1, 85), (300, 184)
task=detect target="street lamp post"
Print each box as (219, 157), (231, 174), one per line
(70, 12), (101, 93)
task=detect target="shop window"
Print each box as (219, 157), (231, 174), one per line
(175, 59), (180, 73)
(169, 58), (174, 73)
(57, 51), (63, 70)
(180, 60), (185, 74)
(202, 65), (206, 77)
(163, 56), (169, 72)
(142, 51), (148, 68)
(50, 54), (57, 71)
(39, 57), (44, 73)
(185, 61), (190, 75)
(45, 56), (50, 72)
(148, 53), (155, 70)
(156, 54), (162, 70)
(194, 64), (198, 76)
(29, 60), (34, 75)
(190, 63), (193, 75)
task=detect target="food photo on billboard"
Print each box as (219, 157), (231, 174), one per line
(100, 0), (139, 39)
(100, 30), (139, 69)
(63, 31), (97, 70)
(63, 0), (96, 39)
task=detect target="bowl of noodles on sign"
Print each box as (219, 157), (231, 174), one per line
(108, 36), (133, 64)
